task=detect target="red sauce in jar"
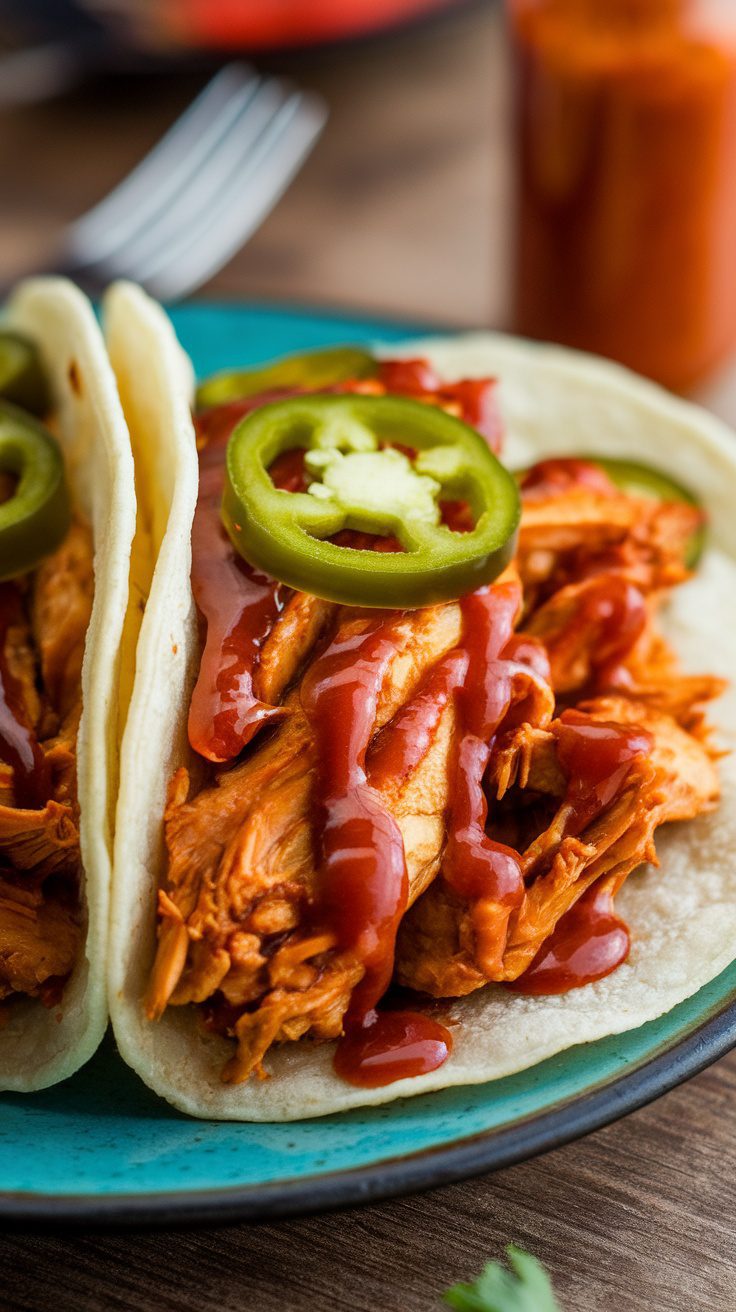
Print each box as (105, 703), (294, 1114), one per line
(509, 880), (630, 994)
(0, 583), (50, 809)
(509, 0), (736, 392)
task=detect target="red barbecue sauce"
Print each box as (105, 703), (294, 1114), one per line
(188, 387), (656, 1075)
(542, 572), (649, 695)
(189, 389), (328, 763)
(441, 579), (530, 977)
(332, 1008), (453, 1088)
(190, 372), (652, 1079)
(558, 709), (654, 835)
(308, 574), (547, 1088)
(367, 648), (468, 789)
(0, 583), (50, 809)
(510, 710), (653, 994)
(375, 359), (502, 453)
(300, 615), (453, 1087)
(501, 632), (552, 682)
(268, 445), (307, 493)
(188, 410), (287, 763)
(301, 618), (411, 1026)
(509, 882), (631, 995)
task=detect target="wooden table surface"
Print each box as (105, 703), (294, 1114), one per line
(2, 6), (736, 1310)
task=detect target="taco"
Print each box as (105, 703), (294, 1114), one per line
(0, 278), (135, 1092)
(107, 282), (736, 1121)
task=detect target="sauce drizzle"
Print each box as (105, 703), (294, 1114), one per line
(442, 579), (527, 976)
(302, 616), (455, 1087)
(557, 709), (653, 835)
(367, 648), (468, 789)
(188, 439), (286, 763)
(301, 617), (409, 1030)
(540, 572), (649, 696)
(509, 880), (630, 995)
(510, 710), (652, 995)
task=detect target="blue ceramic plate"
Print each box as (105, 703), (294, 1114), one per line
(2, 302), (736, 1226)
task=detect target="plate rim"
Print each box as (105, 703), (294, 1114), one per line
(2, 988), (735, 1227)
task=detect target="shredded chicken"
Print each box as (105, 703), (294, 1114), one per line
(147, 461), (724, 1082)
(0, 876), (80, 1001)
(0, 519), (92, 1006)
(255, 592), (336, 706)
(517, 483), (701, 616)
(395, 696), (720, 995)
(31, 520), (94, 726)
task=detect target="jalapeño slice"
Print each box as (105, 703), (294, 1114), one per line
(0, 331), (49, 416)
(222, 394), (520, 609)
(0, 401), (70, 581)
(196, 345), (378, 410)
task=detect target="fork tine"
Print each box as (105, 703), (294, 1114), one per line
(139, 91), (327, 301)
(65, 64), (260, 266)
(90, 77), (294, 283)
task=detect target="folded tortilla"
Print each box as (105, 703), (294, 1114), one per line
(107, 281), (736, 1120)
(1, 278), (136, 1091)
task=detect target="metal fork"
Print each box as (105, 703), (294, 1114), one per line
(3, 64), (327, 302)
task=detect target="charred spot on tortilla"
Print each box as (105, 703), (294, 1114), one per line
(67, 360), (82, 397)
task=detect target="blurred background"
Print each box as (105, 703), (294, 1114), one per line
(2, 0), (736, 413)
(0, 0), (497, 324)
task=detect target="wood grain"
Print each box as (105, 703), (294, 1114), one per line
(1, 6), (736, 1310)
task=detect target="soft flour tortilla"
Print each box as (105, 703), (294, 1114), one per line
(107, 300), (736, 1120)
(1, 278), (136, 1091)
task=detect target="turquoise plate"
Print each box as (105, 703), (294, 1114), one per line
(2, 302), (735, 1226)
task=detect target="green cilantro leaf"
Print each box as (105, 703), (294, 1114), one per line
(442, 1245), (562, 1312)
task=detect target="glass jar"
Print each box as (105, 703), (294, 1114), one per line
(507, 0), (736, 392)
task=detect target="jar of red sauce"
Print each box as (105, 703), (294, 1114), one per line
(507, 0), (736, 392)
